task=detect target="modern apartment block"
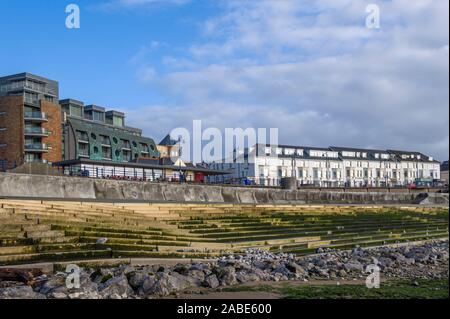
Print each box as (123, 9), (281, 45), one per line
(0, 73), (62, 165)
(60, 99), (160, 162)
(208, 144), (442, 187)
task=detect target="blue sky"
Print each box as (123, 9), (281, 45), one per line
(0, 0), (218, 107)
(0, 0), (448, 160)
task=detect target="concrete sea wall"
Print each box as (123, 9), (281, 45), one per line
(0, 173), (448, 205)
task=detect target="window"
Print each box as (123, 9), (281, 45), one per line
(78, 143), (89, 157)
(332, 169), (338, 180)
(102, 146), (112, 159)
(121, 139), (131, 149)
(44, 96), (54, 103)
(298, 169), (303, 179)
(93, 111), (104, 122)
(100, 135), (111, 146)
(70, 105), (83, 117)
(284, 148), (295, 155)
(123, 149), (132, 161)
(76, 130), (88, 142)
(113, 116), (124, 127)
(313, 168), (319, 180)
(259, 167), (265, 178)
(140, 143), (149, 153)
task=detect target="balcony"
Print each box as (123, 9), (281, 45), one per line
(24, 143), (49, 153)
(24, 98), (40, 106)
(24, 112), (48, 122)
(24, 127), (50, 137)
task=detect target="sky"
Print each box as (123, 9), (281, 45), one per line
(0, 0), (448, 161)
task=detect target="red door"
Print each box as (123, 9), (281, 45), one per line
(194, 173), (205, 183)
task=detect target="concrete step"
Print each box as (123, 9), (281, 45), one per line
(26, 230), (65, 239)
(0, 250), (113, 266)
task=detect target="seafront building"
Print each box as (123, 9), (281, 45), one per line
(0, 73), (62, 164)
(0, 72), (442, 187)
(207, 144), (442, 187)
(0, 72), (226, 181)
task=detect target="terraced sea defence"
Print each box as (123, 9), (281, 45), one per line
(0, 200), (448, 265)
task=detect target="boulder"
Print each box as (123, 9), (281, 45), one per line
(99, 275), (133, 299)
(202, 274), (220, 289)
(0, 285), (46, 299)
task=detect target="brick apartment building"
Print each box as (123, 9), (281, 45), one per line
(0, 73), (61, 165)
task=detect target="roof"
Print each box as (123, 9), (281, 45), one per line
(159, 134), (178, 146)
(54, 158), (231, 175)
(84, 105), (106, 112)
(59, 99), (84, 106)
(248, 143), (439, 163)
(0, 72), (58, 85)
(105, 110), (125, 118)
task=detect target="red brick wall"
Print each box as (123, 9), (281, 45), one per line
(0, 96), (24, 165)
(41, 101), (62, 163)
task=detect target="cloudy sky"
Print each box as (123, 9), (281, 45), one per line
(1, 0), (448, 160)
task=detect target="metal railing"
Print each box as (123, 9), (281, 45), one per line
(24, 112), (48, 121)
(24, 143), (49, 151)
(24, 127), (50, 136)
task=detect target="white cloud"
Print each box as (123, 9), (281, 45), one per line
(97, 0), (189, 11)
(128, 0), (449, 161)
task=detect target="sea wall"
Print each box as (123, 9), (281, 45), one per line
(0, 173), (448, 205)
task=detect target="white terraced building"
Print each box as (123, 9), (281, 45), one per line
(207, 144), (441, 187)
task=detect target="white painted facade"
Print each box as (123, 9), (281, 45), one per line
(207, 145), (441, 187)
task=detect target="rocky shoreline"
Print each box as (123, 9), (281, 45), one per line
(0, 240), (448, 299)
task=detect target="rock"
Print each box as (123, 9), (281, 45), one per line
(50, 292), (68, 299)
(272, 265), (291, 277)
(127, 271), (147, 290)
(185, 270), (205, 286)
(203, 274), (220, 289)
(96, 237), (108, 244)
(215, 266), (237, 286)
(139, 275), (157, 295)
(343, 262), (364, 272)
(37, 273), (67, 295)
(0, 285), (46, 299)
(285, 262), (307, 276)
(173, 264), (190, 275)
(99, 275), (133, 299)
(144, 273), (192, 296)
